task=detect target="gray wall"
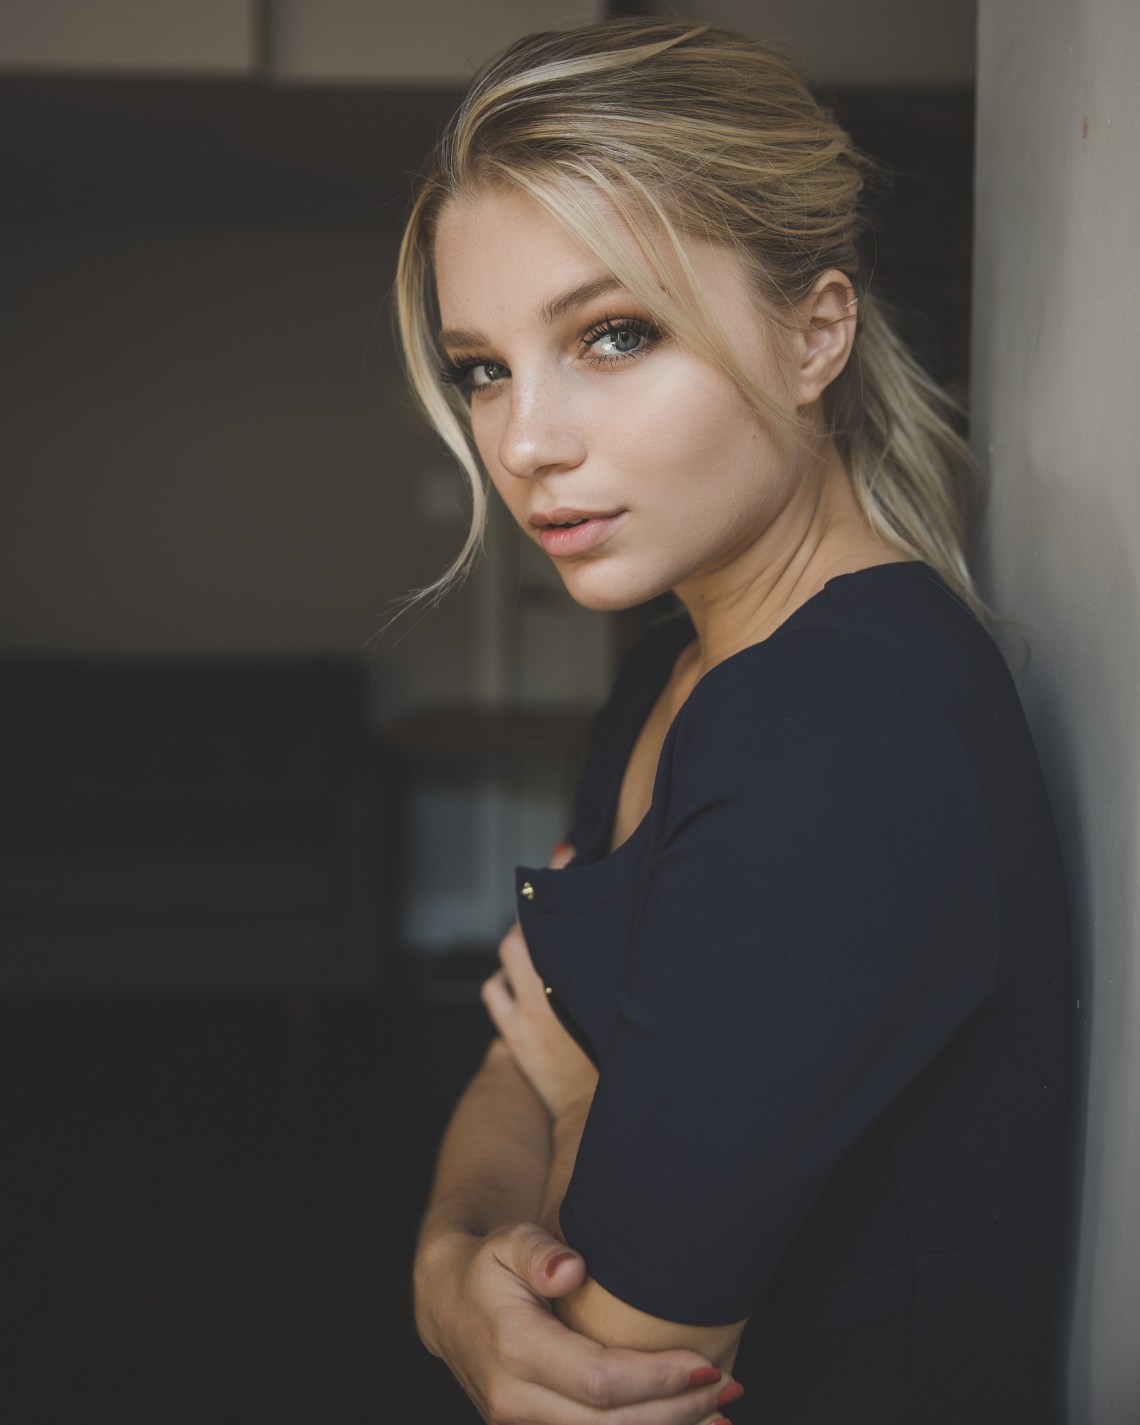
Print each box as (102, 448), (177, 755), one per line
(971, 1), (1140, 1419)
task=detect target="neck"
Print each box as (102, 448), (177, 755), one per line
(673, 443), (902, 676)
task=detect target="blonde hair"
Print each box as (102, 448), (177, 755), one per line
(395, 17), (986, 618)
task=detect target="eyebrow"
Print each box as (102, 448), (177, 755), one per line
(437, 275), (627, 350)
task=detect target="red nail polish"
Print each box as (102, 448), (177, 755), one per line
(716, 1381), (745, 1407)
(686, 1367), (721, 1387)
(543, 1250), (578, 1279)
(552, 841), (573, 856)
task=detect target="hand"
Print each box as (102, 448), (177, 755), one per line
(481, 919), (598, 1121)
(481, 843), (598, 1120)
(414, 1220), (737, 1425)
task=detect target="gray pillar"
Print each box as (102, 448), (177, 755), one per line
(972, 2), (1140, 1420)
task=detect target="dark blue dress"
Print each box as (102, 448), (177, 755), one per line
(515, 561), (1071, 1424)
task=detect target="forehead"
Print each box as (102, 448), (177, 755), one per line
(432, 184), (760, 340)
(436, 184), (577, 251)
(433, 186), (611, 325)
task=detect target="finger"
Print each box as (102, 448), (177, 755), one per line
(490, 1328), (729, 1419)
(498, 929), (546, 1003)
(486, 1373), (732, 1425)
(498, 921), (526, 968)
(697, 1404), (742, 1425)
(504, 1222), (586, 1298)
(480, 970), (518, 1034)
(541, 1247), (588, 1297)
(498, 919), (529, 959)
(496, 1227), (728, 1408)
(530, 1336), (729, 1415)
(549, 841), (577, 870)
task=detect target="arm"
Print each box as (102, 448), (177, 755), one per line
(545, 1097), (745, 1371)
(547, 637), (996, 1345)
(486, 924), (748, 1374)
(418, 837), (581, 1270)
(416, 1036), (549, 1249)
(415, 949), (735, 1424)
(413, 1039), (569, 1414)
(489, 636), (997, 1383)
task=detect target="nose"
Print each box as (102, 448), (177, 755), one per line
(496, 377), (586, 480)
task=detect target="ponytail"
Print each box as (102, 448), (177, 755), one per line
(833, 296), (987, 619)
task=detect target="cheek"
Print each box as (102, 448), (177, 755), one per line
(469, 401), (501, 467)
(622, 377), (765, 505)
(471, 355), (767, 526)
(469, 405), (517, 502)
(593, 361), (746, 481)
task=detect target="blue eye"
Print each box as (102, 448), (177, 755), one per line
(468, 360), (508, 387)
(440, 355), (509, 397)
(583, 316), (660, 362)
(593, 325), (644, 355)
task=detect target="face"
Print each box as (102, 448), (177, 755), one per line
(432, 185), (818, 613)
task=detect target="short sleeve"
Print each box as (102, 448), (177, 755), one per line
(558, 629), (1000, 1326)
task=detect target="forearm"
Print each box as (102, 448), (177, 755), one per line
(420, 1037), (552, 1243)
(414, 1038), (554, 1357)
(409, 882), (739, 1422)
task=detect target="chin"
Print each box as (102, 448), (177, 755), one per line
(554, 562), (672, 613)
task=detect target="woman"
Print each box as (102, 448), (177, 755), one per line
(400, 20), (1071, 1425)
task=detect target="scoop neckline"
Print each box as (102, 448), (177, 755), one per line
(651, 558), (934, 705)
(586, 559), (935, 864)
(675, 557), (931, 645)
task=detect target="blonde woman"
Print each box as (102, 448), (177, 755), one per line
(402, 21), (1071, 1425)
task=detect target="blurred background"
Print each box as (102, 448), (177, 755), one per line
(0, 1), (976, 1420)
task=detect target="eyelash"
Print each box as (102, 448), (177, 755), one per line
(580, 315), (662, 364)
(439, 315), (662, 399)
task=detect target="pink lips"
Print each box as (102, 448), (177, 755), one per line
(535, 512), (624, 557)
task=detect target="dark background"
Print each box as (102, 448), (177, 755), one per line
(0, 8), (974, 1420)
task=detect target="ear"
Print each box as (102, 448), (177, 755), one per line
(793, 269), (857, 408)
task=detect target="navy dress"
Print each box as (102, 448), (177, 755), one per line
(515, 562), (1072, 1424)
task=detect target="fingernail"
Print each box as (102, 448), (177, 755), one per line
(543, 1250), (578, 1279)
(716, 1382), (746, 1407)
(552, 841), (573, 856)
(686, 1366), (721, 1387)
